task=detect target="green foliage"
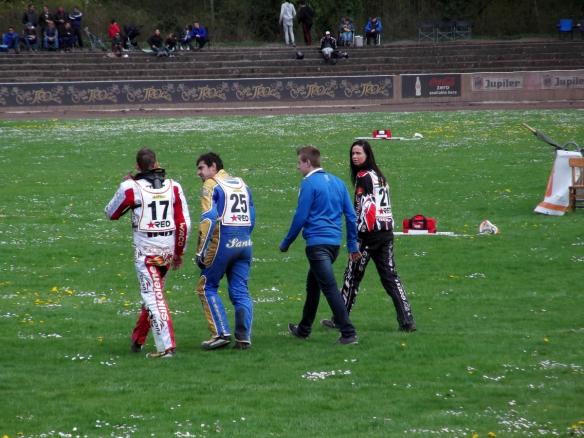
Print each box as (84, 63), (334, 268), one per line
(0, 110), (583, 437)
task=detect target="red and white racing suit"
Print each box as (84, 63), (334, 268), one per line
(105, 170), (190, 353)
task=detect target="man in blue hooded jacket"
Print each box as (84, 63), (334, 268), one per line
(280, 145), (360, 345)
(2, 26), (20, 53)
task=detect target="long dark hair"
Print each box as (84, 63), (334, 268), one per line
(349, 140), (387, 186)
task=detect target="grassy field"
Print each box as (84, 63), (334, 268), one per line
(0, 109), (583, 438)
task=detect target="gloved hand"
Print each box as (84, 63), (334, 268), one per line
(171, 254), (183, 270)
(196, 254), (206, 270)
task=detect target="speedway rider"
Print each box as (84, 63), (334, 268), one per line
(105, 148), (191, 358)
(195, 152), (256, 350)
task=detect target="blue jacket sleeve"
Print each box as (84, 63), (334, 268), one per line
(341, 181), (358, 253)
(248, 186), (256, 234)
(280, 180), (312, 250)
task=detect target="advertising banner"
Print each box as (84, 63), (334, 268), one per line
(541, 72), (584, 89)
(0, 76), (394, 107)
(471, 74), (524, 91)
(402, 74), (461, 98)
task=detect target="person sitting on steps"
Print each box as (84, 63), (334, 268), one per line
(190, 21), (208, 49)
(320, 30), (348, 64)
(147, 28), (170, 57)
(364, 16), (382, 46)
(338, 16), (354, 47)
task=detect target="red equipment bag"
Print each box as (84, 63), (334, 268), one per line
(372, 129), (392, 139)
(402, 214), (437, 233)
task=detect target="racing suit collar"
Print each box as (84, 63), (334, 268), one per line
(135, 168), (166, 189)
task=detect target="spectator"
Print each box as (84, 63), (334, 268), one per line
(179, 24), (192, 50)
(53, 6), (67, 42)
(22, 23), (39, 51)
(111, 31), (123, 57)
(364, 16), (382, 46)
(339, 16), (354, 46)
(320, 30), (336, 62)
(190, 21), (208, 49)
(297, 0), (314, 46)
(68, 6), (84, 48)
(22, 4), (38, 28)
(123, 24), (141, 50)
(61, 22), (76, 51)
(2, 26), (21, 53)
(38, 5), (52, 39)
(165, 32), (178, 53)
(279, 0), (296, 47)
(319, 30), (347, 64)
(44, 20), (59, 50)
(108, 19), (121, 41)
(147, 29), (169, 56)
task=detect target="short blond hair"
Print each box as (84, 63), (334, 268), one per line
(297, 145), (321, 167)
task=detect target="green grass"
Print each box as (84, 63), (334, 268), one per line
(0, 110), (583, 438)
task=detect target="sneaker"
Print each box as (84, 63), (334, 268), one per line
(288, 323), (308, 339)
(146, 349), (175, 359)
(320, 318), (338, 329)
(337, 335), (358, 345)
(400, 323), (417, 332)
(201, 335), (231, 350)
(130, 341), (143, 353)
(233, 340), (251, 350)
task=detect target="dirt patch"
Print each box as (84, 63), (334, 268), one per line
(2, 99), (584, 120)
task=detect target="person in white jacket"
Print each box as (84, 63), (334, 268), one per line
(279, 0), (296, 46)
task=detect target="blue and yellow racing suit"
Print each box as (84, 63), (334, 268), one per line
(196, 169), (255, 343)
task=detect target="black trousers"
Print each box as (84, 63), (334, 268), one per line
(297, 244), (356, 338)
(340, 231), (414, 329)
(301, 23), (312, 45)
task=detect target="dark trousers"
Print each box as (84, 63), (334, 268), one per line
(297, 244), (356, 338)
(195, 37), (207, 49)
(72, 26), (83, 47)
(61, 36), (75, 50)
(340, 232), (414, 328)
(301, 23), (312, 46)
(366, 31), (379, 45)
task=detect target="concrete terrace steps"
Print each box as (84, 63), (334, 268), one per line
(0, 47), (581, 70)
(2, 61), (584, 82)
(1, 59), (581, 78)
(1, 40), (584, 83)
(2, 41), (584, 64)
(6, 59), (584, 83)
(0, 57), (581, 78)
(1, 41), (582, 59)
(0, 51), (580, 71)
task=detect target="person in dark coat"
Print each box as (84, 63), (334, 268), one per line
(297, 0), (314, 46)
